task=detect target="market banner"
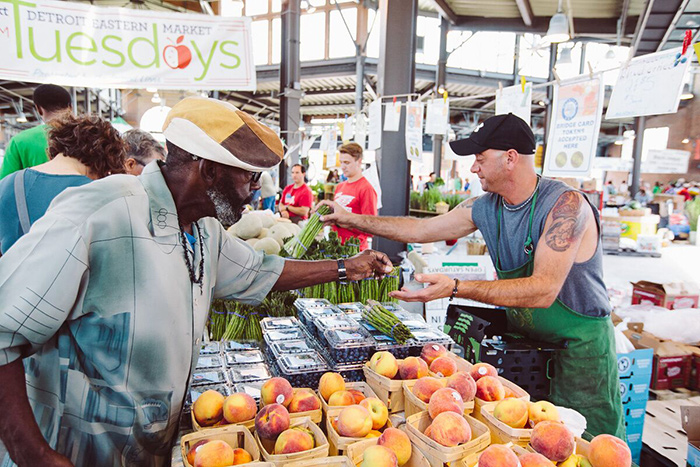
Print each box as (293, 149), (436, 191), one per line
(495, 82), (532, 125)
(642, 149), (690, 174)
(425, 97), (449, 135)
(606, 47), (690, 119)
(404, 100), (423, 162)
(367, 99), (382, 150)
(384, 100), (401, 132)
(543, 75), (604, 178)
(0, 0), (256, 90)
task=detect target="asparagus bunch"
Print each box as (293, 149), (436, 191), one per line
(363, 300), (414, 344)
(283, 205), (332, 258)
(378, 267), (401, 303)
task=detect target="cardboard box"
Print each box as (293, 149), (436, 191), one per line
(682, 405), (700, 467)
(636, 234), (661, 254)
(623, 327), (692, 390)
(688, 346), (700, 391)
(618, 207), (652, 217)
(619, 215), (659, 240)
(631, 280), (700, 310)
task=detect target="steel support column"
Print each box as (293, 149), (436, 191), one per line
(279, 0), (302, 189)
(374, 0), (418, 260)
(541, 43), (558, 169)
(631, 116), (646, 197)
(432, 16), (449, 179)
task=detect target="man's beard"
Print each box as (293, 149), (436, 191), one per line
(207, 184), (251, 226)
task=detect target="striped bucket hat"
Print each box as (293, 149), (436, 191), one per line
(163, 97), (283, 171)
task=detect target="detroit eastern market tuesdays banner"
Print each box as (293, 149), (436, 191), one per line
(0, 0), (256, 90)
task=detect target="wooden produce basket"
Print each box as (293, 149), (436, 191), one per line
(346, 437), (432, 467)
(527, 436), (591, 459)
(402, 379), (475, 418)
(479, 403), (532, 447)
(284, 455), (355, 467)
(473, 377), (529, 423)
(255, 416), (329, 466)
(405, 411), (490, 466)
(326, 413), (393, 457)
(260, 388), (323, 424)
(319, 381), (379, 418)
(180, 424), (260, 467)
(363, 364), (406, 413)
(191, 410), (255, 432)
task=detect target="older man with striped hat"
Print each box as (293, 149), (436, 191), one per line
(0, 98), (392, 467)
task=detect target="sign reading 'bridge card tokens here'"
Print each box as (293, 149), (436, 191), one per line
(0, 0), (256, 90)
(543, 74), (604, 178)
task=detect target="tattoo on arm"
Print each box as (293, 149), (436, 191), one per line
(544, 192), (587, 252)
(457, 198), (477, 210)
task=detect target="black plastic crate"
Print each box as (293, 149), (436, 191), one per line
(444, 304), (564, 401)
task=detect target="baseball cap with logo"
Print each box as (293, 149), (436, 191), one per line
(163, 97), (283, 171)
(449, 113), (536, 157)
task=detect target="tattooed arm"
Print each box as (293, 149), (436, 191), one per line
(391, 191), (595, 308)
(315, 197), (479, 244)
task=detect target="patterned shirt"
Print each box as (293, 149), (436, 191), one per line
(0, 162), (285, 466)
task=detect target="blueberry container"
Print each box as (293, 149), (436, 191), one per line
(224, 340), (260, 352)
(186, 383), (231, 407)
(233, 380), (267, 402)
(195, 355), (224, 370)
(263, 328), (305, 343)
(228, 364), (272, 383)
(408, 329), (455, 356)
(199, 341), (222, 355)
(372, 336), (411, 359)
(332, 361), (366, 382)
(323, 327), (374, 364)
(260, 316), (301, 332)
(338, 302), (368, 314)
(294, 298), (334, 311)
(276, 351), (329, 388)
(314, 314), (359, 336)
(380, 302), (403, 312)
(225, 350), (265, 366)
(191, 370), (228, 386)
(299, 307), (340, 333)
(269, 339), (316, 356)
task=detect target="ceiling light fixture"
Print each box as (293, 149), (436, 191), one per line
(682, 138), (691, 144)
(558, 46), (572, 65)
(543, 0), (570, 44)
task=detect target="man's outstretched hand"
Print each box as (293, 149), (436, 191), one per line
(389, 273), (454, 302)
(315, 200), (354, 229)
(345, 249), (393, 281)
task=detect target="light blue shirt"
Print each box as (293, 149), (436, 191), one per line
(0, 162), (285, 466)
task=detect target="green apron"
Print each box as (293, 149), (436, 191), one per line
(495, 191), (625, 438)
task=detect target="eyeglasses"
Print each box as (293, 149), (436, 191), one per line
(249, 171), (262, 184)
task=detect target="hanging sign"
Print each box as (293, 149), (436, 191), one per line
(384, 100), (402, 132)
(495, 82), (532, 124)
(543, 75), (604, 178)
(425, 98), (449, 135)
(367, 99), (382, 150)
(606, 47), (690, 119)
(404, 101), (424, 162)
(342, 115), (355, 142)
(642, 149), (690, 174)
(354, 114), (367, 149)
(0, 0), (256, 90)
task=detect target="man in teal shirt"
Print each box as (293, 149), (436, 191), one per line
(0, 84), (72, 179)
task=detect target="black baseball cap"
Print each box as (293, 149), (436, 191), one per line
(449, 113), (536, 156)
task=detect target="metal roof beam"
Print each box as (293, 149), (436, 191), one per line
(452, 16), (638, 35)
(514, 0), (534, 27)
(431, 0), (459, 25)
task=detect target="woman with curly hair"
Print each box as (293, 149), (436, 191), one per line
(0, 113), (126, 254)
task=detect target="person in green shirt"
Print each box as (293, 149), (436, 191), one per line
(0, 84), (72, 179)
(652, 181), (662, 195)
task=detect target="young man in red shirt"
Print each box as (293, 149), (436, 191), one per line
(279, 164), (313, 223)
(331, 143), (377, 250)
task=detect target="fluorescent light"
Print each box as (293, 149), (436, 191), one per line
(544, 12), (570, 44)
(682, 138), (690, 144)
(538, 100), (546, 106)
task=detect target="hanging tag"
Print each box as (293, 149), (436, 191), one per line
(682, 30), (692, 55)
(587, 62), (594, 80)
(443, 90), (448, 102)
(520, 75), (526, 93)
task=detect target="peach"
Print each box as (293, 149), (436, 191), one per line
(319, 372), (345, 402)
(288, 389), (321, 413)
(446, 371), (477, 402)
(398, 356), (430, 380)
(361, 445), (398, 467)
(222, 393), (257, 424)
(337, 405), (373, 438)
(274, 428), (314, 454)
(193, 390), (225, 427)
(528, 400), (560, 426)
(519, 452), (554, 467)
(478, 444), (519, 467)
(366, 430), (382, 438)
(420, 343), (448, 365)
(254, 403), (290, 440)
(411, 377), (444, 403)
(194, 440), (234, 467)
(427, 412), (472, 447)
(428, 387), (464, 419)
(370, 351), (399, 378)
(470, 362), (498, 381)
(530, 420), (575, 462)
(475, 376), (506, 401)
(378, 427), (412, 466)
(430, 356), (457, 377)
(360, 397), (389, 430)
(560, 454), (593, 467)
(328, 390), (356, 407)
(186, 439), (208, 466)
(232, 447), (253, 465)
(348, 389), (366, 404)
(493, 398), (529, 429)
(504, 387), (517, 399)
(588, 434), (632, 467)
(260, 377), (294, 407)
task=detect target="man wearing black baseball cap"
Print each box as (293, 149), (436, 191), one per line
(317, 113), (625, 439)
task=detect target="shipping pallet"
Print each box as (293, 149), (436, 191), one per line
(603, 248), (662, 258)
(642, 396), (700, 467)
(650, 387), (700, 401)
